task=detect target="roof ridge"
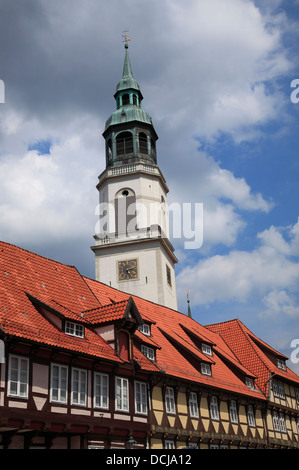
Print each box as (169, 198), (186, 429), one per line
(84, 275), (187, 315)
(0, 240), (76, 270)
(83, 298), (128, 314)
(158, 326), (214, 364)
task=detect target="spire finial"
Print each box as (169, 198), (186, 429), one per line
(122, 30), (131, 48)
(187, 291), (192, 318)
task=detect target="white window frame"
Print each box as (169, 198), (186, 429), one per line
(247, 405), (256, 427)
(229, 400), (238, 424)
(141, 344), (155, 361)
(50, 363), (68, 403)
(201, 362), (211, 376)
(165, 440), (175, 449)
(202, 343), (212, 355)
(134, 381), (148, 415)
(279, 413), (287, 433)
(65, 321), (84, 338)
(138, 324), (151, 336)
(273, 411), (286, 433)
(8, 355), (29, 398)
(278, 381), (285, 399)
(246, 377), (255, 390)
(273, 379), (285, 399)
(94, 372), (109, 409)
(115, 377), (129, 412)
(165, 386), (176, 414)
(272, 411), (280, 431)
(277, 358), (286, 370)
(210, 395), (219, 420)
(71, 367), (87, 406)
(295, 388), (299, 404)
(189, 392), (199, 418)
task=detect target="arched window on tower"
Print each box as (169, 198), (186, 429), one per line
(139, 132), (148, 154)
(122, 94), (130, 106)
(114, 188), (137, 235)
(150, 138), (156, 162)
(107, 139), (112, 164)
(116, 132), (134, 156)
(132, 94), (137, 105)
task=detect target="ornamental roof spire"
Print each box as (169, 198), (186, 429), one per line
(115, 35), (141, 95)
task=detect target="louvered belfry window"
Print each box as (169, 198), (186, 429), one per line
(116, 132), (134, 156)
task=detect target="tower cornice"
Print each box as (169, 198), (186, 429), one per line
(96, 162), (169, 194)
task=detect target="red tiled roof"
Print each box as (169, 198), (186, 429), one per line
(83, 300), (130, 323)
(85, 278), (264, 398)
(1, 241), (298, 400)
(0, 242), (119, 363)
(206, 319), (299, 396)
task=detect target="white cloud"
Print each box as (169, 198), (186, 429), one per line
(260, 290), (299, 318)
(147, 0), (292, 141)
(176, 219), (299, 307)
(0, 114), (101, 245)
(168, 148), (272, 252)
(206, 163), (273, 212)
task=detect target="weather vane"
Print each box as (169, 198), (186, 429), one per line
(122, 30), (131, 47)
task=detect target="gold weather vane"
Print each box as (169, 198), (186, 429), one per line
(122, 30), (131, 46)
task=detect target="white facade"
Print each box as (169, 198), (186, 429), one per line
(92, 163), (178, 310)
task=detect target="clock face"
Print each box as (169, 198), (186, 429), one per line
(118, 259), (138, 281)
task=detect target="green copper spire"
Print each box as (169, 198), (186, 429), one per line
(115, 44), (141, 95)
(102, 42), (158, 168)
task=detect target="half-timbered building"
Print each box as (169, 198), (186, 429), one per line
(1, 241), (299, 449)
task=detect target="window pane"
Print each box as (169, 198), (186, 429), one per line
(229, 400), (238, 423)
(9, 356), (28, 398)
(116, 377), (129, 411)
(95, 373), (109, 409)
(51, 364), (68, 403)
(135, 381), (147, 414)
(189, 392), (199, 418)
(165, 387), (175, 414)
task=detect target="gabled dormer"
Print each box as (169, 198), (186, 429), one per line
(83, 296), (143, 362)
(26, 293), (87, 339)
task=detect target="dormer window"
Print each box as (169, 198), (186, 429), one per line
(138, 323), (151, 336)
(141, 344), (155, 361)
(202, 343), (212, 356)
(277, 358), (286, 370)
(246, 377), (255, 390)
(201, 363), (211, 376)
(65, 321), (84, 338)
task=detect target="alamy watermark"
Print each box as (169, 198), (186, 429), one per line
(290, 339), (299, 365)
(0, 79), (5, 104)
(290, 79), (299, 104)
(95, 201), (203, 249)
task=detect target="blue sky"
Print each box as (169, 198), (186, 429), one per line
(0, 0), (299, 372)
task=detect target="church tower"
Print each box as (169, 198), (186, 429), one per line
(91, 43), (178, 310)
